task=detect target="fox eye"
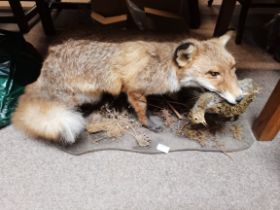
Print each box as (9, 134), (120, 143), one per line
(207, 71), (220, 77)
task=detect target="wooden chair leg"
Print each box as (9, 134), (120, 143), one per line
(253, 79), (280, 141)
(8, 0), (29, 33)
(188, 0), (201, 29)
(235, 0), (251, 44)
(34, 0), (55, 35)
(213, 0), (236, 37)
(208, 0), (214, 7)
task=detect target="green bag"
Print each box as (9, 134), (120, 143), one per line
(0, 30), (42, 128)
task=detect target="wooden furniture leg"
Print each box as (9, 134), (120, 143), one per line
(208, 0), (214, 7)
(181, 0), (201, 29)
(34, 0), (55, 35)
(8, 0), (29, 33)
(253, 79), (280, 141)
(213, 0), (237, 36)
(235, 0), (252, 44)
(188, 0), (201, 29)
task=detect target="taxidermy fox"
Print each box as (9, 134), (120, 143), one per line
(12, 33), (243, 144)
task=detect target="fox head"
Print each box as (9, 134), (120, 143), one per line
(174, 33), (243, 104)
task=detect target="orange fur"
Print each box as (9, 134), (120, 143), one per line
(12, 33), (242, 144)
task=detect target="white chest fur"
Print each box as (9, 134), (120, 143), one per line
(167, 68), (180, 92)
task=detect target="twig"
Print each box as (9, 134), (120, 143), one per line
(213, 138), (234, 160)
(150, 98), (189, 107)
(165, 100), (184, 120)
(220, 149), (233, 160)
(137, 99), (164, 110)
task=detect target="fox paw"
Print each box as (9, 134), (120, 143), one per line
(143, 119), (162, 132)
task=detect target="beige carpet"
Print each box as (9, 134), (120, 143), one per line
(0, 68), (279, 209)
(0, 2), (280, 210)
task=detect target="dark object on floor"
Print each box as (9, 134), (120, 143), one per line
(210, 0), (280, 44)
(0, 29), (42, 127)
(266, 13), (280, 62)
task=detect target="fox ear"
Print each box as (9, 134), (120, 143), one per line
(174, 42), (196, 67)
(219, 31), (233, 46)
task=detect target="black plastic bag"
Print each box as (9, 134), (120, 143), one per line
(0, 29), (42, 128)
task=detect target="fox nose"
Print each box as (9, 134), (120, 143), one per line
(235, 96), (243, 103)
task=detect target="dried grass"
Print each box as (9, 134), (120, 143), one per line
(160, 108), (177, 127)
(165, 101), (184, 120)
(86, 105), (151, 147)
(177, 122), (210, 146)
(230, 124), (242, 141)
(133, 133), (151, 147)
(87, 116), (125, 138)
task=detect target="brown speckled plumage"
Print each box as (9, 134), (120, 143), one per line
(188, 78), (259, 125)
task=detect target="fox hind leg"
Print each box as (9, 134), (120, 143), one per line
(127, 92), (161, 132)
